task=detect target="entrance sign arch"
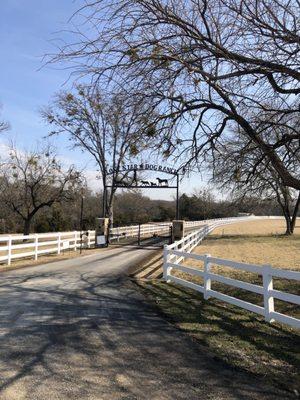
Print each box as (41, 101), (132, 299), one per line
(104, 163), (181, 219)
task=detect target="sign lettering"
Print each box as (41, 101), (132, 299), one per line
(107, 163), (178, 176)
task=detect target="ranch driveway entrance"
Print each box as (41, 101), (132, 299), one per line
(0, 246), (290, 399)
(110, 223), (172, 248)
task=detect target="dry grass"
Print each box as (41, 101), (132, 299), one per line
(195, 219), (300, 270)
(214, 218), (300, 235)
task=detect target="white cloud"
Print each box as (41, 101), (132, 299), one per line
(83, 169), (102, 192)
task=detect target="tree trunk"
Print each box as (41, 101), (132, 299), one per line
(291, 191), (300, 234)
(107, 187), (115, 227)
(276, 186), (293, 235)
(282, 207), (292, 235)
(23, 218), (32, 236)
(107, 199), (114, 235)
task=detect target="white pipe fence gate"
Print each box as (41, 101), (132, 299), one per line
(109, 223), (171, 241)
(163, 219), (300, 330)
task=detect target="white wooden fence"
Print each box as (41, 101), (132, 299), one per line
(0, 218), (237, 266)
(0, 216), (285, 267)
(110, 223), (171, 240)
(0, 222), (173, 266)
(163, 220), (300, 330)
(0, 231), (95, 266)
(109, 215), (270, 240)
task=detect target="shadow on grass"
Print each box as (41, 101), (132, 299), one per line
(136, 280), (300, 395)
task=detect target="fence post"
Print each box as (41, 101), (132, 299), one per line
(175, 243), (180, 264)
(163, 245), (171, 282)
(263, 265), (275, 322)
(87, 231), (91, 248)
(7, 236), (12, 266)
(204, 254), (211, 300)
(138, 223), (141, 246)
(169, 225), (173, 245)
(34, 234), (38, 261)
(57, 233), (61, 255)
(74, 231), (78, 251)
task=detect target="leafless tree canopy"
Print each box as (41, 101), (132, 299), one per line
(212, 131), (300, 234)
(51, 0), (300, 190)
(0, 121), (9, 134)
(42, 86), (157, 221)
(0, 106), (9, 133)
(0, 144), (82, 235)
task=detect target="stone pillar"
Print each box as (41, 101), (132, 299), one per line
(95, 217), (109, 247)
(172, 220), (185, 243)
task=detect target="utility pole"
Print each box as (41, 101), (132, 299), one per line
(80, 192), (84, 254)
(176, 173), (180, 220)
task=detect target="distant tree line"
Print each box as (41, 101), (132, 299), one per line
(0, 178), (288, 234)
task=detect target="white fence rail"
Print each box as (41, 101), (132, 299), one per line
(163, 219), (300, 330)
(110, 223), (171, 240)
(109, 215), (270, 240)
(0, 231), (95, 266)
(0, 216), (284, 267)
(165, 217), (253, 262)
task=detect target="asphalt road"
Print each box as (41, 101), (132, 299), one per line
(0, 246), (289, 400)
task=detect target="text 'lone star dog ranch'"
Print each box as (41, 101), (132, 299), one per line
(107, 164), (178, 176)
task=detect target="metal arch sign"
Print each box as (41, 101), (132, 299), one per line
(103, 162), (181, 220)
(107, 163), (178, 176)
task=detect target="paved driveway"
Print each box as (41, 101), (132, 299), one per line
(0, 246), (289, 399)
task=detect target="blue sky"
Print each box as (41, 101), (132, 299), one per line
(0, 0), (209, 199)
(0, 1), (78, 144)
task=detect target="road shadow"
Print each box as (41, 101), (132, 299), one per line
(0, 266), (295, 399)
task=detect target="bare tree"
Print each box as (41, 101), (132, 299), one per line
(0, 144), (82, 235)
(0, 121), (9, 134)
(213, 136), (300, 235)
(0, 105), (9, 133)
(42, 85), (155, 225)
(50, 0), (300, 190)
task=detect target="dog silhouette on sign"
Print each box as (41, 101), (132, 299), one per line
(156, 177), (169, 186)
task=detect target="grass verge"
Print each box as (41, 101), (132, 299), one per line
(136, 279), (300, 397)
